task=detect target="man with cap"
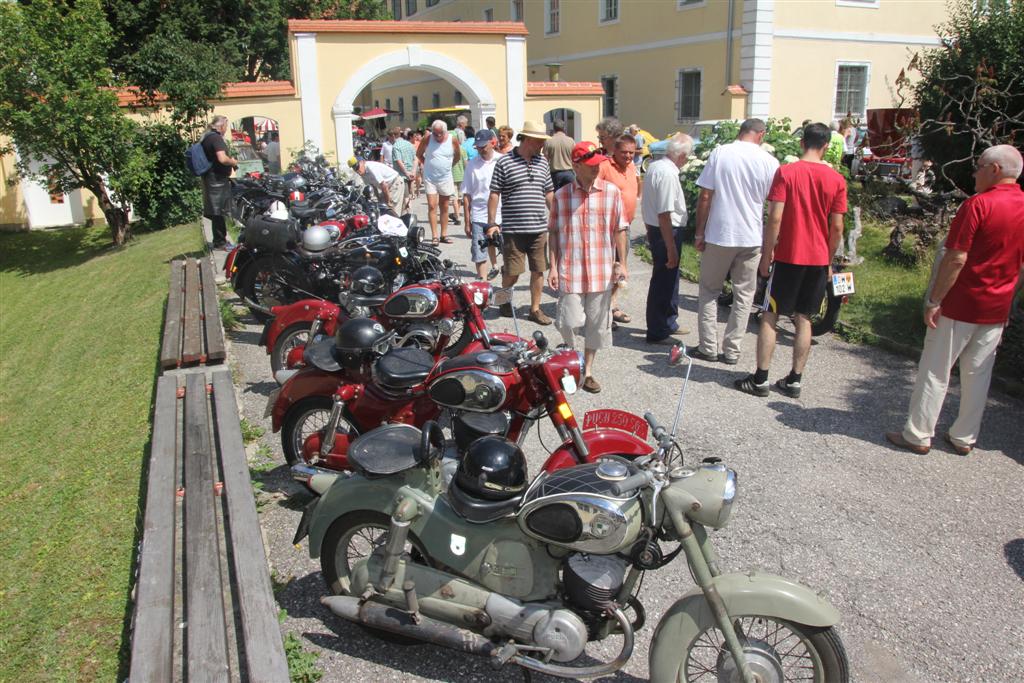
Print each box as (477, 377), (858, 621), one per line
(462, 129), (503, 280)
(548, 141), (629, 393)
(349, 156), (405, 215)
(488, 120), (556, 325)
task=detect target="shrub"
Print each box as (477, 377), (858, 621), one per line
(127, 123), (202, 230)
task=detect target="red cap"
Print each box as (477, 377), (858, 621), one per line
(571, 141), (608, 166)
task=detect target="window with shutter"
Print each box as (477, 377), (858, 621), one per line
(511, 0), (524, 21)
(600, 76), (618, 117)
(545, 0), (559, 34)
(391, 0), (402, 19)
(676, 69), (701, 121)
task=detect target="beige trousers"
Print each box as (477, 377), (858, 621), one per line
(556, 289), (614, 351)
(386, 176), (406, 215)
(697, 243), (761, 361)
(902, 315), (1004, 448)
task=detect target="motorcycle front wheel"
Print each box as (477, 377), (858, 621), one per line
(239, 255), (306, 318)
(280, 396), (340, 465)
(682, 617), (849, 683)
(321, 511), (430, 596)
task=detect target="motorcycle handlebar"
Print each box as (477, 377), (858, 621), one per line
(644, 412), (666, 441)
(610, 470), (655, 497)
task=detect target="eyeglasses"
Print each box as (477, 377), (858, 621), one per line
(973, 162), (995, 173)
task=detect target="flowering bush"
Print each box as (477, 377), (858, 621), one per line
(677, 118), (802, 231)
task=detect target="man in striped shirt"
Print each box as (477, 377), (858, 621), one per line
(548, 141), (629, 394)
(487, 120), (556, 324)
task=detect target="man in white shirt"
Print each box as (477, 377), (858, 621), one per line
(641, 133), (693, 344)
(692, 118), (779, 364)
(349, 157), (405, 215)
(381, 129), (395, 168)
(461, 130), (502, 280)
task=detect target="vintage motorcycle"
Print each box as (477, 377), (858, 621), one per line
(262, 271), (496, 376)
(295, 345), (849, 681)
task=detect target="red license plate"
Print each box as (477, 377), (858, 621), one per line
(582, 409), (649, 439)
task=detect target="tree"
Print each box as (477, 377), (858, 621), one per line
(0, 0), (143, 245)
(911, 0), (1024, 193)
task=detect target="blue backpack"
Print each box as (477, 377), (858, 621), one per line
(184, 132), (213, 176)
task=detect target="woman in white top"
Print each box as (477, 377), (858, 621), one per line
(416, 119), (462, 243)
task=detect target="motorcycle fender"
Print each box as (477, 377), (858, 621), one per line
(648, 571), (841, 682)
(542, 427), (653, 472)
(271, 368), (341, 432)
(229, 249), (255, 289)
(264, 298), (333, 353)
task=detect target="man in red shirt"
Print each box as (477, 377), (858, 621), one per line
(548, 141), (629, 393)
(735, 123), (847, 397)
(887, 144), (1024, 455)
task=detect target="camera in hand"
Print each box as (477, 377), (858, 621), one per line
(477, 230), (503, 250)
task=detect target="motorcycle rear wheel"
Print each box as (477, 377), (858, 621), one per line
(809, 293), (843, 337)
(270, 322), (327, 375)
(240, 255), (307, 317)
(321, 511), (430, 596)
(682, 617), (849, 683)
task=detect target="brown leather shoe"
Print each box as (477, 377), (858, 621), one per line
(582, 376), (601, 393)
(885, 431), (930, 455)
(528, 309), (553, 326)
(943, 433), (973, 455)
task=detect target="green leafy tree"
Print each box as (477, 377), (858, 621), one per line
(911, 0), (1024, 193)
(0, 0), (143, 245)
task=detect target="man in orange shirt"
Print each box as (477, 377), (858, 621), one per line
(598, 133), (642, 327)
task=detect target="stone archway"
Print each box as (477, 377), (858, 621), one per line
(331, 47), (499, 163)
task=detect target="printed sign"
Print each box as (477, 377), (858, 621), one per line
(831, 272), (855, 297)
(582, 409), (649, 438)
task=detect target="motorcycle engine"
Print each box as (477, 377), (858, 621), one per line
(563, 554), (630, 636)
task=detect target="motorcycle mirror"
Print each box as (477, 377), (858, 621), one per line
(491, 287), (513, 307)
(669, 343), (686, 366)
(532, 330), (548, 351)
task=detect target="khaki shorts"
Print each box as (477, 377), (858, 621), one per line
(501, 232), (548, 276)
(424, 176), (456, 197)
(556, 289), (614, 351)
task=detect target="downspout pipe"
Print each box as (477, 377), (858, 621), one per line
(725, 0), (736, 87)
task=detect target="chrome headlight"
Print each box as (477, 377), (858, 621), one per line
(576, 350), (585, 380)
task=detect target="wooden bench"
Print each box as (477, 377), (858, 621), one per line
(130, 370), (289, 682)
(160, 258), (227, 370)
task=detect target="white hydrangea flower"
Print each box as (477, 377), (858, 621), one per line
(682, 158), (705, 172)
(782, 154), (799, 164)
(760, 143), (775, 154)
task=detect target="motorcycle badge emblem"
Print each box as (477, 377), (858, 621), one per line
(590, 515), (612, 539)
(450, 534), (467, 556)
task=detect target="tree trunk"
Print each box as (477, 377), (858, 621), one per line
(90, 181), (131, 246)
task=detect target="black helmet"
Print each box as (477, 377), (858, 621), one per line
(455, 436), (528, 501)
(334, 317), (391, 370)
(350, 265), (385, 296)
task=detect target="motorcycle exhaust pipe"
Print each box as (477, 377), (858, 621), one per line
(291, 463), (341, 496)
(321, 596), (498, 656)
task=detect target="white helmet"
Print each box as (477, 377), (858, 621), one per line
(267, 201), (289, 220)
(302, 224), (332, 252)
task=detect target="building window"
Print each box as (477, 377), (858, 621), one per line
(676, 69), (701, 120)
(834, 63), (869, 118)
(412, 95), (419, 120)
(678, 0), (704, 7)
(374, 99), (380, 109)
(601, 0), (618, 22)
(483, 7), (494, 21)
(454, 90), (463, 105)
(836, 0), (880, 7)
(385, 98), (392, 119)
(600, 75), (618, 117)
(426, 0), (439, 6)
(398, 97), (405, 120)
(545, 0), (559, 35)
(406, 0), (417, 16)
(391, 0), (401, 19)
(432, 92), (441, 108)
(511, 0), (524, 21)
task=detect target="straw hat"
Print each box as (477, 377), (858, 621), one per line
(518, 120), (550, 140)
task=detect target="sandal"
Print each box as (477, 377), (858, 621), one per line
(430, 238), (439, 246)
(440, 236), (454, 244)
(611, 308), (632, 324)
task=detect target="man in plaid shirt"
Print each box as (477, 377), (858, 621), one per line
(548, 141), (629, 394)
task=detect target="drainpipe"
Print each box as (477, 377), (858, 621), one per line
(725, 0), (735, 87)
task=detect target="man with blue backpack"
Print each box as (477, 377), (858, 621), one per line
(186, 115), (238, 249)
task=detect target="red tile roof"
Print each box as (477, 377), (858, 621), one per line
(526, 81), (605, 96)
(288, 19), (528, 35)
(114, 81), (296, 107)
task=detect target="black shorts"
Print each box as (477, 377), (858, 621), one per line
(761, 262), (828, 317)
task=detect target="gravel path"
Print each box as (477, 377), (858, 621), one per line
(217, 197), (1023, 683)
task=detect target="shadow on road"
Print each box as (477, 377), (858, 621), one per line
(1004, 539), (1024, 580)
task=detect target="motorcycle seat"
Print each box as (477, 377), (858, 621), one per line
(373, 347), (435, 390)
(291, 205), (320, 220)
(348, 423), (425, 477)
(446, 481), (522, 524)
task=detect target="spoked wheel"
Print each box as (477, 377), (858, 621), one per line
(684, 617), (849, 683)
(440, 319), (470, 358)
(321, 511), (430, 596)
(280, 396), (351, 465)
(809, 292), (842, 337)
(243, 255), (306, 313)
(271, 322), (327, 375)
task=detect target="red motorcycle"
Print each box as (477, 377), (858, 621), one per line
(288, 330), (653, 491)
(262, 274), (494, 377)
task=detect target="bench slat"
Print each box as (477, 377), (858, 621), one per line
(159, 260), (184, 369)
(129, 376), (178, 682)
(211, 370), (290, 682)
(201, 259), (227, 363)
(182, 259), (203, 364)
(184, 373), (231, 681)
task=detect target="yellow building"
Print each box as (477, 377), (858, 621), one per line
(374, 0), (949, 139)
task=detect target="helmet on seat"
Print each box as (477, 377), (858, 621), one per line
(454, 436), (528, 501)
(334, 317), (391, 371)
(302, 224), (332, 252)
(350, 265), (386, 296)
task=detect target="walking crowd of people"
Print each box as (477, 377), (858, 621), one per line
(354, 113), (1023, 453)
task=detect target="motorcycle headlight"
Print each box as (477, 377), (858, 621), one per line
(668, 464), (738, 530)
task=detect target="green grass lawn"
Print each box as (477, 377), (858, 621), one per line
(0, 223), (203, 681)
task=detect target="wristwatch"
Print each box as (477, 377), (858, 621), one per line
(925, 298), (941, 308)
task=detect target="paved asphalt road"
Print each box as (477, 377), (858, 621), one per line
(217, 196), (1023, 683)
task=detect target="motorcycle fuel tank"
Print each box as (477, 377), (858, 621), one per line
(382, 285), (439, 318)
(428, 350), (518, 413)
(516, 461), (643, 555)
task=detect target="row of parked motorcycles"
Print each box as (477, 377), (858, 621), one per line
(225, 162), (850, 682)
